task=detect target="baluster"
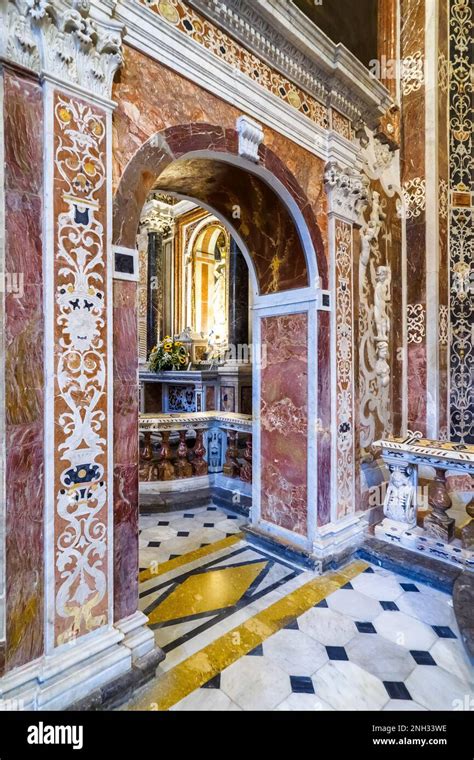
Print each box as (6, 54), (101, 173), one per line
(175, 429), (193, 478)
(157, 431), (175, 481)
(240, 434), (252, 483)
(424, 468), (455, 542)
(223, 429), (240, 478)
(462, 496), (474, 550)
(139, 432), (154, 481)
(192, 429), (208, 476)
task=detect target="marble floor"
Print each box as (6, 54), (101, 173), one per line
(125, 504), (474, 712)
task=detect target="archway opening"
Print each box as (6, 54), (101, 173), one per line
(112, 129), (324, 641)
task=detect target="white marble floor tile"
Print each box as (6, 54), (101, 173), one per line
(430, 639), (474, 686)
(262, 629), (328, 676)
(275, 693), (334, 711)
(171, 688), (241, 711)
(351, 572), (405, 601)
(374, 611), (437, 650)
(383, 700), (427, 711)
(396, 591), (456, 627)
(140, 525), (178, 542)
(298, 606), (357, 646)
(326, 588), (383, 621)
(346, 634), (416, 681)
(220, 655), (291, 711)
(405, 665), (472, 711)
(138, 548), (171, 568)
(153, 615), (215, 649)
(312, 661), (389, 711)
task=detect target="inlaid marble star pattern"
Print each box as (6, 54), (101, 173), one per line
(127, 506), (474, 711)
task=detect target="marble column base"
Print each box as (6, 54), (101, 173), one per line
(375, 518), (474, 570)
(0, 613), (162, 711)
(245, 512), (368, 573)
(312, 513), (368, 568)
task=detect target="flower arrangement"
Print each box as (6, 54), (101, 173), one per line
(148, 336), (189, 372)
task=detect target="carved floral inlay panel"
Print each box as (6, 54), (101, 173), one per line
(407, 303), (426, 344)
(402, 177), (426, 219)
(359, 185), (393, 448)
(53, 93), (109, 645)
(335, 221), (354, 518)
(400, 51), (425, 96)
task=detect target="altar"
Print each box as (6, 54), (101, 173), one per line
(139, 369), (219, 413)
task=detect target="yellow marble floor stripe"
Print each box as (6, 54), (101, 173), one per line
(139, 532), (244, 583)
(131, 559), (368, 711)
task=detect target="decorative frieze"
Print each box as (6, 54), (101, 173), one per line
(1, 0), (124, 99)
(143, 0), (392, 129)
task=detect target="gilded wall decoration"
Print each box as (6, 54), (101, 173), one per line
(407, 303), (426, 344)
(449, 0), (473, 443)
(141, 0), (330, 129)
(53, 93), (109, 645)
(439, 178), (449, 221)
(335, 221), (355, 518)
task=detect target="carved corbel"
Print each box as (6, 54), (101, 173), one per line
(324, 161), (370, 225)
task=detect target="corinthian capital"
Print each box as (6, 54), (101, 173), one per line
(324, 161), (370, 225)
(1, 0), (124, 100)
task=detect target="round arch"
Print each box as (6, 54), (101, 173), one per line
(113, 123), (327, 292)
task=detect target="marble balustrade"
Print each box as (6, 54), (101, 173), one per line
(139, 412), (253, 484)
(374, 436), (474, 569)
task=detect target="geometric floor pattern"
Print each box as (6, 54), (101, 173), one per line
(126, 505), (474, 712)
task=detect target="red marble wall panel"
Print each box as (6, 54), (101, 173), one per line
(260, 313), (308, 536)
(401, 0), (427, 436)
(3, 69), (44, 671)
(317, 310), (332, 527)
(113, 280), (139, 622)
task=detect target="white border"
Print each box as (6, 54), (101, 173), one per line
(425, 0), (440, 437)
(43, 80), (56, 655)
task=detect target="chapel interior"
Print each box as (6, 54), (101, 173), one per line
(0, 0), (472, 715)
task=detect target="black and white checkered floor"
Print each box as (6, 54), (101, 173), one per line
(135, 506), (474, 711)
